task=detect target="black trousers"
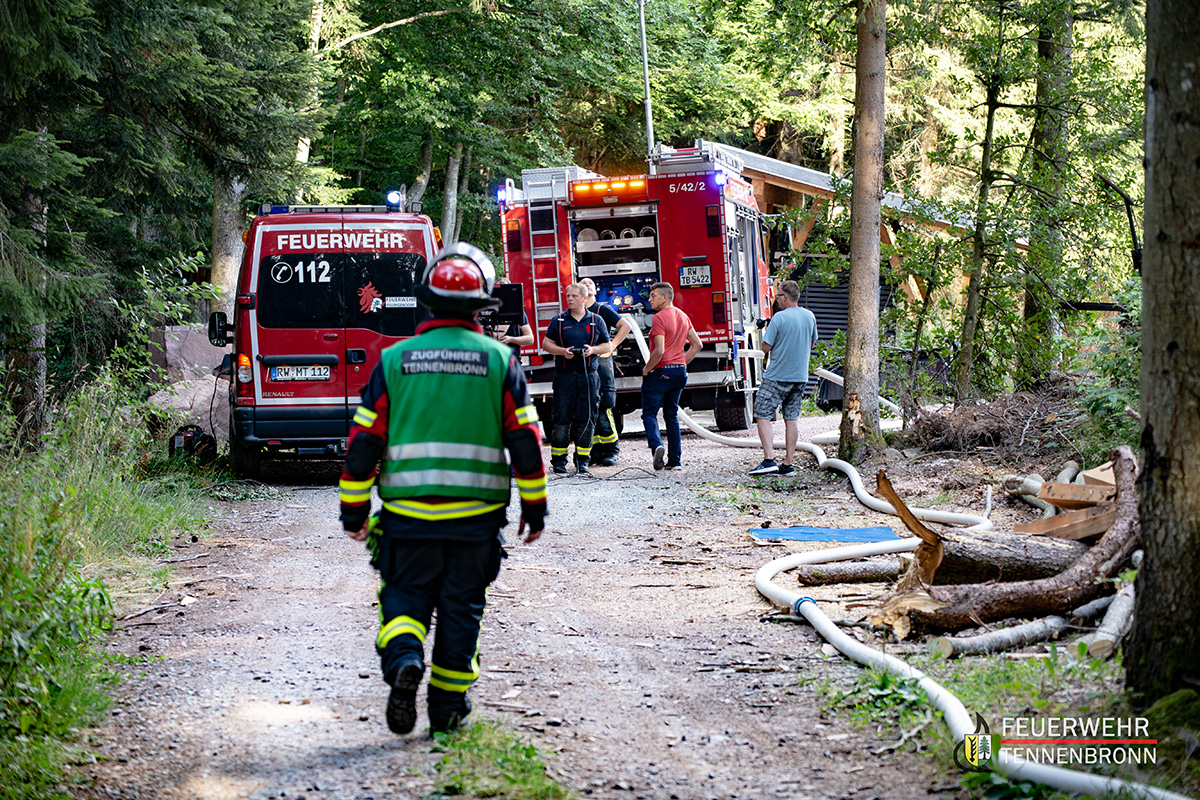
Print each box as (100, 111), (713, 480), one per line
(375, 532), (502, 703)
(591, 357), (619, 456)
(551, 369), (598, 462)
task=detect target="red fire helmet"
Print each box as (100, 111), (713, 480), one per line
(416, 242), (501, 313)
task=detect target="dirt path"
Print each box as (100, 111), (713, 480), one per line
(82, 415), (985, 800)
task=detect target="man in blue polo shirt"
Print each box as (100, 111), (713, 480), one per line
(542, 283), (611, 474)
(749, 280), (818, 476)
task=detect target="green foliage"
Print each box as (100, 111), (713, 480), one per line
(821, 668), (928, 737)
(0, 367), (212, 796)
(432, 720), (575, 799)
(1074, 281), (1141, 460)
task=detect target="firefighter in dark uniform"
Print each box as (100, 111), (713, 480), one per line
(580, 278), (631, 466)
(542, 282), (611, 475)
(339, 242), (547, 736)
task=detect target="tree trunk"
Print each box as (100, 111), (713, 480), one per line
(797, 530), (1087, 587)
(838, 0), (887, 461)
(953, 74), (999, 404)
(211, 174), (248, 316)
(409, 135), (434, 205)
(1126, 0), (1200, 705)
(293, 0), (324, 201)
(441, 140), (463, 242)
(874, 446), (1141, 637)
(452, 145), (472, 244)
(1021, 0), (1072, 386)
(8, 138), (49, 445)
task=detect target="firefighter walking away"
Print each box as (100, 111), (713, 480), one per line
(339, 242), (547, 736)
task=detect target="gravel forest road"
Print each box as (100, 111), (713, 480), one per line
(82, 415), (972, 800)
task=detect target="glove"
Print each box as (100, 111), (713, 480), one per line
(524, 513), (545, 534)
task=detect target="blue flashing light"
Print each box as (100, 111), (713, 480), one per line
(385, 190), (403, 211)
(714, 170), (728, 187)
(497, 187), (507, 204)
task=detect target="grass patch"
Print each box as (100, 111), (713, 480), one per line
(432, 720), (575, 799)
(0, 370), (218, 798)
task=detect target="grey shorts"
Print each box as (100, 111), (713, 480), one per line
(753, 378), (808, 421)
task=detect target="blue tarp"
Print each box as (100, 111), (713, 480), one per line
(749, 525), (898, 543)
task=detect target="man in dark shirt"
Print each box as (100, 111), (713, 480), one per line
(580, 278), (631, 466)
(542, 283), (611, 474)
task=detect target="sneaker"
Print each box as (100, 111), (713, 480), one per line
(777, 463), (795, 477)
(749, 459), (778, 475)
(652, 445), (667, 471)
(666, 464), (682, 471)
(385, 657), (424, 735)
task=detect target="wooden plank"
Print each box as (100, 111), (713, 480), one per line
(1037, 482), (1117, 510)
(1081, 461), (1116, 487)
(1013, 505), (1117, 540)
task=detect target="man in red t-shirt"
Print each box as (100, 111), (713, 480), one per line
(641, 282), (702, 470)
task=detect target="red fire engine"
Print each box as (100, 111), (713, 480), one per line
(498, 142), (772, 430)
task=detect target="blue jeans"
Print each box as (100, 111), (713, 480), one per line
(641, 365), (687, 467)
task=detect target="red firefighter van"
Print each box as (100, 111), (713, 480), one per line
(498, 142), (772, 430)
(208, 201), (440, 478)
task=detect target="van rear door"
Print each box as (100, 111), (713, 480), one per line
(251, 223), (348, 439)
(341, 219), (435, 409)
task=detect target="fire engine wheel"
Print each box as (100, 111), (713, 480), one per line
(231, 436), (262, 480)
(714, 388), (752, 432)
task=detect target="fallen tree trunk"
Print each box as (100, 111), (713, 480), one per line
(796, 530), (1087, 587)
(933, 616), (1069, 658)
(873, 446), (1141, 638)
(927, 529), (1088, 583)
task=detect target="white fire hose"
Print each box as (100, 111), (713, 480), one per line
(624, 319), (1188, 799)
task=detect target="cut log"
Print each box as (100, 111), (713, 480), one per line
(1037, 482), (1116, 510)
(797, 558), (902, 585)
(1070, 593), (1114, 620)
(933, 616), (1069, 658)
(1003, 474), (1056, 517)
(1088, 582), (1135, 659)
(874, 473), (1089, 586)
(872, 446), (1141, 637)
(795, 529), (1086, 587)
(1013, 505), (1117, 540)
(1055, 461), (1081, 484)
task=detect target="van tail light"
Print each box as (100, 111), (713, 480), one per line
(711, 292), (727, 326)
(236, 353), (254, 395)
(506, 219), (523, 252)
(529, 354), (543, 366)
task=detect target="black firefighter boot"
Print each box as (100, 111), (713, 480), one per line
(575, 455), (591, 475)
(386, 655), (425, 735)
(428, 686), (473, 736)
